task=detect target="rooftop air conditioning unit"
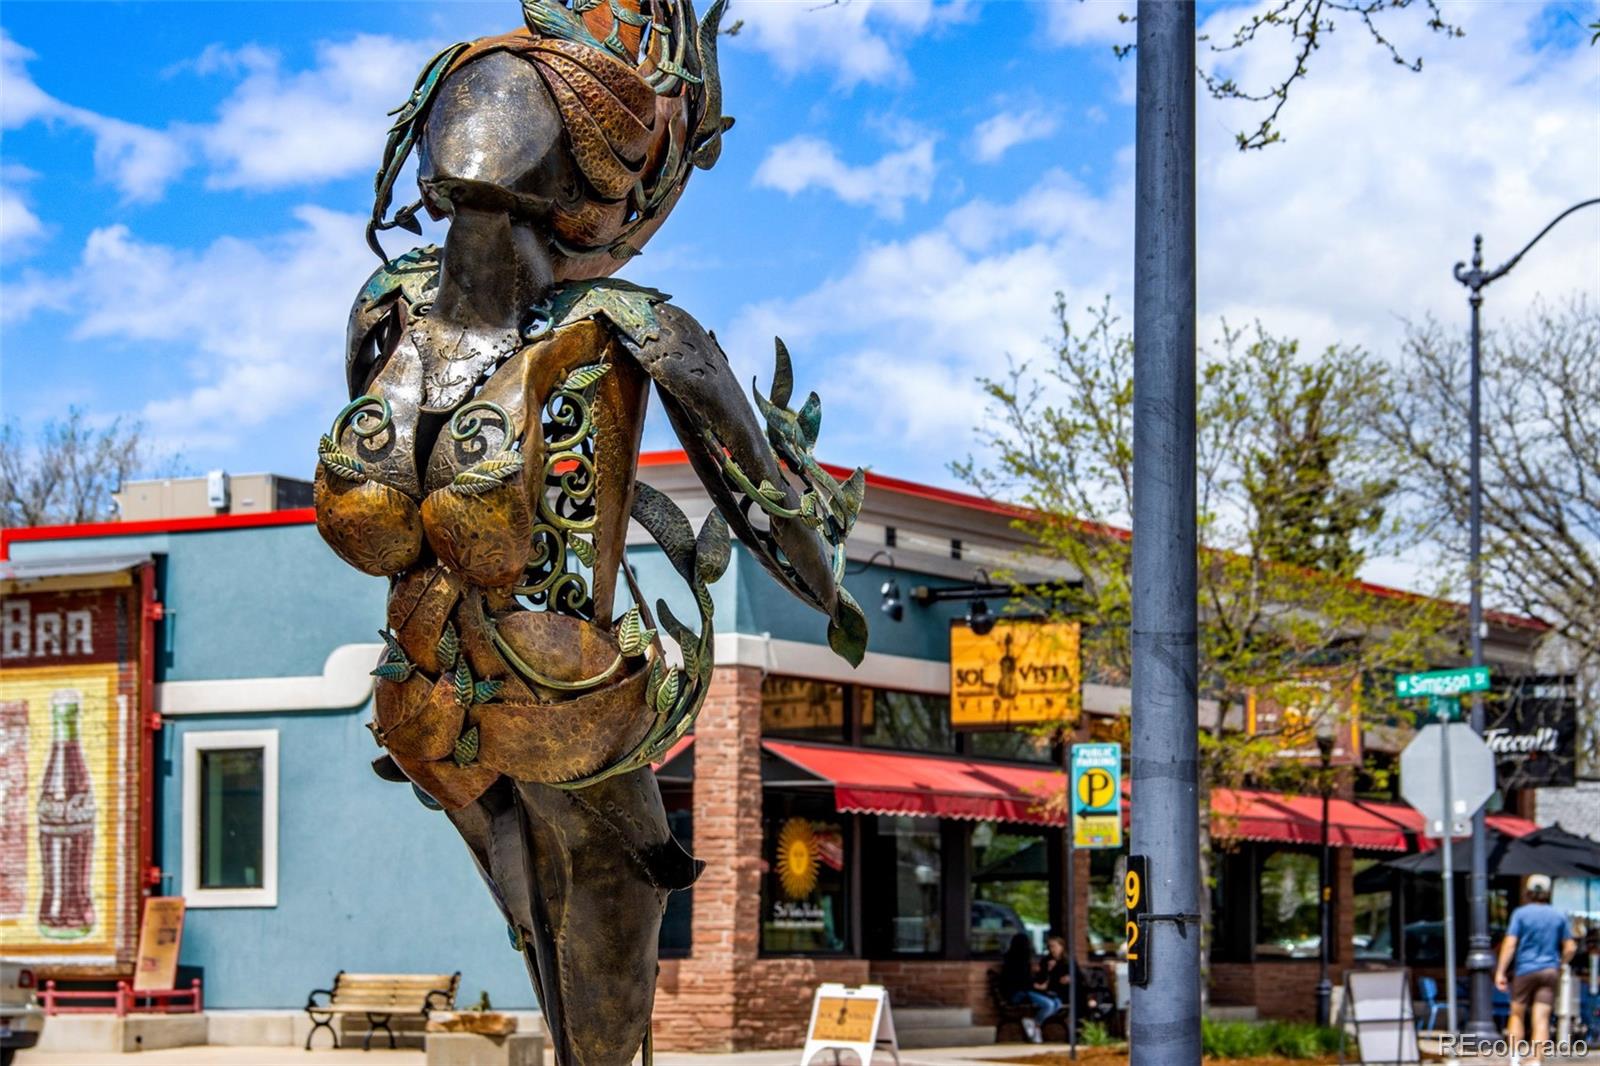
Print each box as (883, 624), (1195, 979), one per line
(206, 470), (230, 511)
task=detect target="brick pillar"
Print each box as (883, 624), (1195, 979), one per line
(652, 665), (765, 1051)
(1072, 847), (1093, 961)
(1333, 847), (1354, 968)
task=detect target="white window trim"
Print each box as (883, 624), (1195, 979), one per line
(181, 729), (278, 908)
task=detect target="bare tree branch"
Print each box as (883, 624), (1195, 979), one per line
(0, 409), (178, 527)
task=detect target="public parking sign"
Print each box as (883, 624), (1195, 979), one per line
(1070, 743), (1122, 849)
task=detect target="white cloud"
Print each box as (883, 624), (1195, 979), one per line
(726, 0), (1599, 505)
(1041, 0), (1136, 47)
(754, 135), (937, 219)
(1, 28), (436, 202)
(970, 108), (1061, 163)
(1, 31), (190, 203)
(731, 0), (972, 89)
(0, 165), (46, 256)
(198, 34), (435, 191)
(725, 167), (1129, 462)
(5, 207), (378, 454)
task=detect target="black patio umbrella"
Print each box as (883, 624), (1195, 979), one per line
(1371, 825), (1600, 882)
(1519, 823), (1600, 874)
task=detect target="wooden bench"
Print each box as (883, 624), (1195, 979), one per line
(989, 964), (1120, 1043)
(303, 970), (460, 1050)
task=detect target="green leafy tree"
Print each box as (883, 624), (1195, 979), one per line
(955, 297), (1456, 958)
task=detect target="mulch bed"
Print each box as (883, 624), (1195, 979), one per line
(998, 1050), (1338, 1066)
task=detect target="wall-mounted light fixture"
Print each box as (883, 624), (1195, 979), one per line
(845, 550), (905, 621)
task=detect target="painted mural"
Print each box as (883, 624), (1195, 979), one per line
(0, 584), (141, 972)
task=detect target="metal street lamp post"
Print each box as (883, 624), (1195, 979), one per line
(1451, 196), (1599, 1039)
(1130, 3), (1202, 1062)
(1315, 735), (1334, 1027)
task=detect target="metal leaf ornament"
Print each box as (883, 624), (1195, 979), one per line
(453, 724), (481, 768)
(372, 629), (415, 682)
(436, 623), (460, 671)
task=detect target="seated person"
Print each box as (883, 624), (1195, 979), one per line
(1041, 933), (1073, 1002)
(1001, 932), (1060, 1043)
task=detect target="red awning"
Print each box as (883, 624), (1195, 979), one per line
(1210, 789), (1428, 852)
(1208, 790), (1541, 853)
(761, 741), (1067, 827)
(652, 735), (694, 771)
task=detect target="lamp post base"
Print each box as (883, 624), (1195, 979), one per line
(1315, 978), (1332, 1028)
(1464, 947), (1499, 1038)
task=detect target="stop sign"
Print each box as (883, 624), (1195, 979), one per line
(1400, 723), (1496, 838)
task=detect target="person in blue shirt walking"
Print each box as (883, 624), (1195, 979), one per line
(1494, 874), (1576, 1064)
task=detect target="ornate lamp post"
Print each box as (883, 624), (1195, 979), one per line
(1451, 196), (1599, 1039)
(1315, 734), (1334, 1027)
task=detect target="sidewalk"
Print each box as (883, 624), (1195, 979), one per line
(22, 1042), (1591, 1065)
(13, 1044), (1046, 1066)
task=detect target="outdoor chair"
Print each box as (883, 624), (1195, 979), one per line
(1416, 976), (1450, 1031)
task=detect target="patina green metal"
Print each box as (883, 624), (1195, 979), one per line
(318, 395), (392, 482)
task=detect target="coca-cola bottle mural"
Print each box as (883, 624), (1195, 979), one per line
(0, 699), (27, 918)
(37, 689), (96, 939)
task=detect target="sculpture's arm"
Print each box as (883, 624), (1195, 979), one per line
(624, 303), (867, 665)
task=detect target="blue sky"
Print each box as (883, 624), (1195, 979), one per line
(3, 0), (1598, 584)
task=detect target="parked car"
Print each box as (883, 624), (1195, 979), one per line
(0, 960), (44, 1066)
(970, 899), (1029, 955)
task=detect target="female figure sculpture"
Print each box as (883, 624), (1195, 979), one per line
(311, 2), (866, 1062)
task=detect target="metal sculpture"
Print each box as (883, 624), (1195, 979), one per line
(311, 2), (865, 1063)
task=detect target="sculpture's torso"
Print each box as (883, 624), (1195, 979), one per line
(317, 251), (685, 807)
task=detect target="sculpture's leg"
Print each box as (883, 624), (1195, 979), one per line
(445, 768), (700, 1066)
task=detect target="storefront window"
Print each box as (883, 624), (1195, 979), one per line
(866, 815), (943, 955)
(760, 799), (850, 954)
(965, 729), (1056, 763)
(861, 689), (955, 753)
(970, 823), (1049, 954)
(1087, 849), (1126, 956)
(761, 676), (847, 742)
(1351, 858), (1393, 960)
(1256, 850), (1321, 958)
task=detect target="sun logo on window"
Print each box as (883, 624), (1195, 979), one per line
(775, 817), (819, 900)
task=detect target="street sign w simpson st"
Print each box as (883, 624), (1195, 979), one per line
(1395, 666), (1490, 700)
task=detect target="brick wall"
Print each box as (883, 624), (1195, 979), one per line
(1210, 961), (1339, 1020)
(869, 960), (1001, 1025)
(652, 665), (763, 1051)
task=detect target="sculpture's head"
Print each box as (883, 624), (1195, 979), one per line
(368, 0), (732, 281)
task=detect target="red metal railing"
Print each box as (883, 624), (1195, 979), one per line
(40, 978), (202, 1016)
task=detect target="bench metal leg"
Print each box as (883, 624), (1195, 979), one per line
(364, 1013), (396, 1051)
(305, 1011), (339, 1050)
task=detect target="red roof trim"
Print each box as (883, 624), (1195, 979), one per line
(1, 508), (318, 560)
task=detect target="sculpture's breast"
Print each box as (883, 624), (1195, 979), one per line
(419, 318), (648, 618)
